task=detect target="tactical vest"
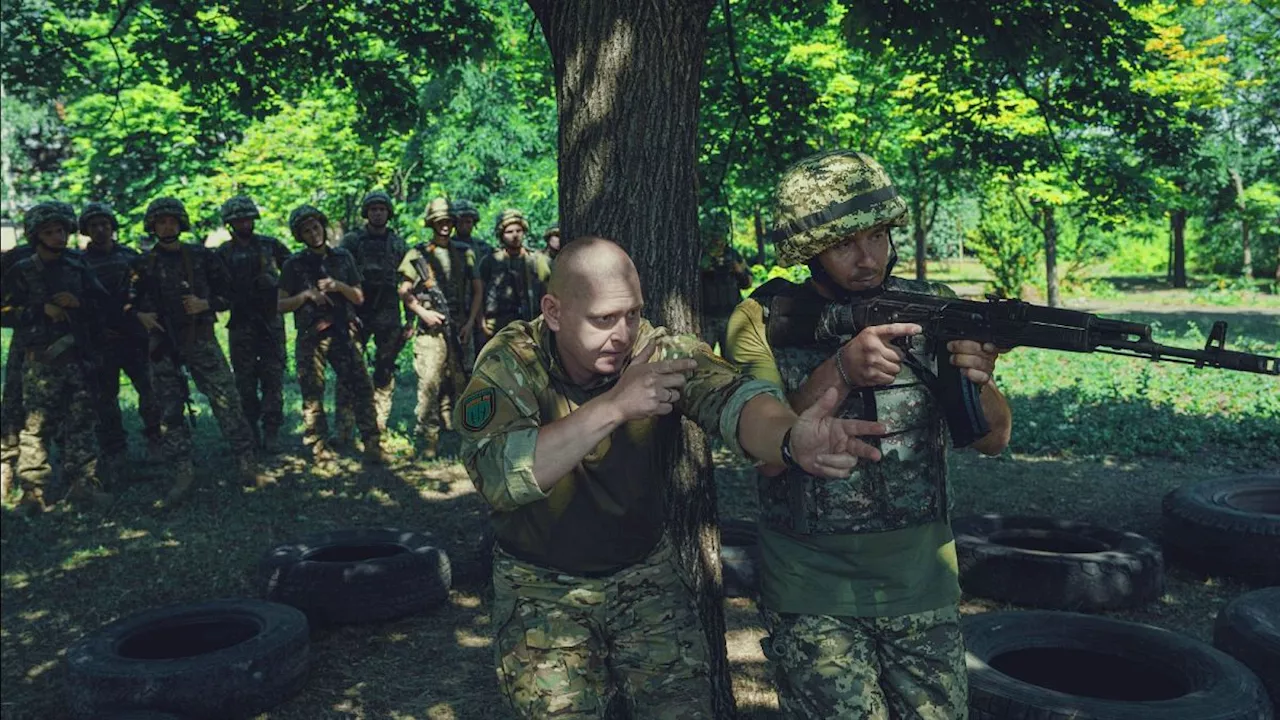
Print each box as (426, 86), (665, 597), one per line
(345, 229), (404, 323)
(288, 249), (357, 335)
(13, 255), (94, 351)
(83, 244), (139, 301)
(217, 236), (283, 328)
(753, 277), (950, 536)
(425, 242), (472, 319)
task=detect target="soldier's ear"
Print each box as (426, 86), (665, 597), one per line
(542, 293), (562, 331)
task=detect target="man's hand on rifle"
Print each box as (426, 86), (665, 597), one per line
(136, 312), (161, 332)
(182, 295), (210, 315)
(416, 307), (446, 329)
(947, 340), (1005, 386)
(306, 288), (332, 306)
(51, 291), (80, 309)
(839, 323), (923, 387)
(459, 318), (474, 345)
(316, 278), (345, 294)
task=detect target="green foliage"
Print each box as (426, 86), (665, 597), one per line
(968, 186), (1042, 298)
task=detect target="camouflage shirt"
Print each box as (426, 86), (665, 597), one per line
(480, 248), (552, 327)
(215, 233), (290, 330)
(1, 253), (112, 351)
(279, 247), (364, 336)
(700, 247), (752, 316)
(457, 318), (784, 575)
(129, 243), (234, 331)
(401, 240), (476, 322)
(340, 226), (407, 328)
(82, 243), (140, 303)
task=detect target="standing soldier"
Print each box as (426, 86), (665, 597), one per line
(1, 202), (112, 512)
(279, 205), (386, 465)
(338, 190), (407, 437)
(215, 195), (290, 453)
(481, 209), (551, 336)
(450, 199), (488, 257)
(130, 197), (267, 506)
(699, 211), (752, 353)
(542, 224), (561, 263)
(724, 151), (1013, 719)
(80, 202), (161, 477)
(419, 198), (482, 424)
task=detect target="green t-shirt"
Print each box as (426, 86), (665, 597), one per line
(758, 520), (960, 617)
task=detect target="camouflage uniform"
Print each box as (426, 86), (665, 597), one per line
(0, 203), (111, 509)
(543, 224), (561, 263)
(215, 196), (290, 448)
(724, 151), (969, 719)
(397, 244), (468, 458)
(420, 199), (480, 426)
(79, 203), (162, 462)
(699, 247), (751, 353)
(458, 318), (785, 719)
(281, 206), (381, 459)
(337, 190), (407, 434)
(130, 197), (260, 501)
(481, 210), (551, 335)
(1, 243), (37, 493)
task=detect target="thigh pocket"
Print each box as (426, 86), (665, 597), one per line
(496, 604), (603, 717)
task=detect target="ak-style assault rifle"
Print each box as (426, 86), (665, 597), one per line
(766, 289), (1280, 447)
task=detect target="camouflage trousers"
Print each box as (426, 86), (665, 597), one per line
(700, 314), (730, 355)
(411, 333), (466, 446)
(96, 338), (161, 456)
(17, 351), (99, 494)
(492, 537), (713, 720)
(761, 605), (967, 720)
(297, 330), (379, 453)
(228, 325), (286, 436)
(1, 335), (26, 466)
(336, 322), (399, 434)
(151, 337), (256, 468)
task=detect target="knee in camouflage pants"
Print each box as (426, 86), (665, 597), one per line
(761, 606), (968, 720)
(411, 333), (465, 455)
(151, 338), (256, 473)
(335, 323), (399, 436)
(491, 537), (713, 720)
(97, 339), (161, 456)
(228, 326), (286, 438)
(296, 332), (379, 454)
(17, 352), (99, 502)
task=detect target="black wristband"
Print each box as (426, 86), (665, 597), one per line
(780, 427), (802, 471)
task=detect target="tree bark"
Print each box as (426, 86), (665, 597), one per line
(1043, 205), (1059, 307)
(1170, 208), (1187, 289)
(527, 2), (734, 717)
(754, 210), (765, 265)
(912, 191), (928, 281)
(1228, 168), (1253, 280)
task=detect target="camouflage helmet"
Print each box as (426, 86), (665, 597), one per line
(768, 150), (908, 267)
(543, 223), (560, 240)
(220, 195), (260, 223)
(24, 201), (77, 240)
(494, 208), (529, 237)
(78, 202), (119, 234)
(360, 190), (395, 219)
(700, 209), (731, 240)
(449, 199), (480, 221)
(423, 197), (452, 225)
(144, 197), (192, 234)
(288, 204), (328, 239)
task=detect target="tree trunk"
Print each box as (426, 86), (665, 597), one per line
(527, 2), (734, 717)
(1228, 168), (1253, 280)
(1043, 205), (1059, 307)
(1170, 208), (1187, 288)
(754, 210), (765, 265)
(913, 192), (928, 281)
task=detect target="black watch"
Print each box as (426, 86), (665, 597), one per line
(780, 428), (803, 471)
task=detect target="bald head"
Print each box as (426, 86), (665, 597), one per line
(547, 236), (641, 303)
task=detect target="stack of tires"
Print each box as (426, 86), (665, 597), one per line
(64, 528), (451, 718)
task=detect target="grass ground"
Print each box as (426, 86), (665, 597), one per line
(2, 272), (1277, 719)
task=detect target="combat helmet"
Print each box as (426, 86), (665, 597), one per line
(700, 209), (731, 242)
(494, 208), (529, 237)
(220, 195), (261, 223)
(288, 205), (328, 239)
(24, 201), (77, 241)
(449, 199), (480, 222)
(360, 190), (395, 219)
(144, 197), (192, 234)
(423, 197), (452, 226)
(542, 223), (560, 240)
(78, 202), (119, 234)
(768, 150), (908, 267)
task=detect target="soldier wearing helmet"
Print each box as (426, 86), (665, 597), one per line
(79, 202), (162, 476)
(542, 224), (561, 262)
(697, 210), (751, 353)
(278, 205), (386, 465)
(480, 209), (551, 337)
(393, 197), (481, 458)
(129, 196), (268, 505)
(215, 195), (291, 453)
(723, 151), (1013, 719)
(449, 199), (488, 257)
(1, 201), (114, 512)
(336, 189), (408, 440)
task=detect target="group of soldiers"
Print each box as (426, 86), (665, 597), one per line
(0, 191), (567, 512)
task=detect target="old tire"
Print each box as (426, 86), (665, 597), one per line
(1163, 474), (1280, 585)
(720, 520), (760, 599)
(1215, 587), (1280, 707)
(955, 514), (1163, 610)
(964, 610), (1274, 720)
(65, 599), (309, 720)
(260, 528), (452, 625)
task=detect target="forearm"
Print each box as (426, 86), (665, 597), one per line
(277, 291), (308, 314)
(969, 381), (1012, 456)
(735, 394), (796, 472)
(467, 281), (483, 324)
(340, 283), (364, 306)
(791, 353), (854, 414)
(531, 395), (624, 491)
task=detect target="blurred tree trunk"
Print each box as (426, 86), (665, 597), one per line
(526, 1), (734, 717)
(1170, 208), (1187, 288)
(754, 210), (766, 265)
(1043, 205), (1059, 307)
(1228, 168), (1253, 280)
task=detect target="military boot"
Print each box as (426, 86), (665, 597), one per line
(261, 425), (280, 455)
(420, 430), (440, 461)
(363, 436), (390, 467)
(159, 463), (196, 509)
(238, 457), (274, 489)
(17, 486), (48, 516)
(65, 479), (114, 508)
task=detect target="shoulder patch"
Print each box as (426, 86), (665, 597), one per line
(461, 388), (497, 431)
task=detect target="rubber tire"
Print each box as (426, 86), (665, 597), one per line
(1215, 587), (1280, 708)
(954, 514), (1164, 611)
(964, 610), (1274, 720)
(1163, 474), (1280, 585)
(260, 528), (452, 625)
(719, 520), (760, 599)
(65, 599), (309, 720)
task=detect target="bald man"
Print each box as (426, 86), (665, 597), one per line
(456, 237), (888, 719)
